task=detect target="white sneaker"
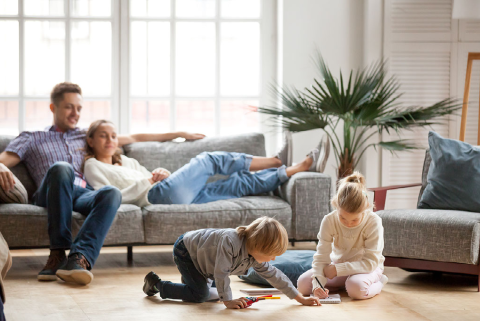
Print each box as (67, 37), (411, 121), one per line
(307, 148), (320, 171)
(275, 131), (293, 167)
(315, 134), (330, 173)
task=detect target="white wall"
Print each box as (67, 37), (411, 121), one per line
(279, 0), (367, 187)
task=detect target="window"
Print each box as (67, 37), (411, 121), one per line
(0, 0), (275, 137)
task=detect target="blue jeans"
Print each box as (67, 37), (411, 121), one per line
(158, 235), (212, 303)
(147, 152), (288, 205)
(0, 296), (5, 321)
(34, 162), (122, 267)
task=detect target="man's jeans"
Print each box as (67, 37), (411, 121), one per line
(158, 235), (213, 303)
(34, 162), (122, 267)
(148, 152), (289, 205)
(0, 296), (5, 321)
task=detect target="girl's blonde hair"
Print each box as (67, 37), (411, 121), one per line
(331, 171), (371, 214)
(236, 217), (288, 256)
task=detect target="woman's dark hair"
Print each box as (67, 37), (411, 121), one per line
(82, 120), (122, 172)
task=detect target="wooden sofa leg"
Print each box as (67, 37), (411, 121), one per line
(127, 246), (133, 263)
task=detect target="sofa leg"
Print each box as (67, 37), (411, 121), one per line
(291, 241), (295, 247)
(478, 273), (480, 292)
(127, 246), (133, 263)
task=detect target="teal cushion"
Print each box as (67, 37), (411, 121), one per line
(238, 250), (315, 287)
(418, 131), (480, 212)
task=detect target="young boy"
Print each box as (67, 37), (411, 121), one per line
(143, 217), (321, 309)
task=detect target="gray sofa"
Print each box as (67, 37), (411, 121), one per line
(0, 133), (331, 259)
(371, 150), (480, 291)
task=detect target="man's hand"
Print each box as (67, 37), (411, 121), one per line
(323, 264), (337, 279)
(0, 163), (15, 192)
(313, 287), (329, 299)
(180, 132), (206, 141)
(151, 168), (170, 183)
(223, 297), (250, 309)
(294, 293), (321, 306)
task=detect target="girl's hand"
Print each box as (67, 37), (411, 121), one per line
(294, 293), (321, 306)
(224, 298), (250, 309)
(313, 287), (329, 299)
(151, 168), (170, 182)
(323, 264), (337, 279)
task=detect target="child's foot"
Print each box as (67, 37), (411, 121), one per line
(143, 271), (161, 296)
(275, 131), (293, 166)
(380, 274), (388, 285)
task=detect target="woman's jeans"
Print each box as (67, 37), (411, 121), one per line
(157, 235), (214, 303)
(147, 152), (288, 205)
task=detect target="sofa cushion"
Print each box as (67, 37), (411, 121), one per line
(0, 174), (28, 204)
(143, 196), (292, 244)
(123, 133), (266, 173)
(417, 149), (431, 207)
(378, 209), (480, 265)
(418, 131), (480, 212)
(72, 204), (145, 245)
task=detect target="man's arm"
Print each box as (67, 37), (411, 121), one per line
(117, 132), (205, 147)
(0, 151), (21, 192)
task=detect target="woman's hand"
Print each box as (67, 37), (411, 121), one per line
(294, 293), (321, 306)
(223, 298), (250, 309)
(313, 287), (329, 299)
(323, 264), (337, 279)
(151, 168), (170, 183)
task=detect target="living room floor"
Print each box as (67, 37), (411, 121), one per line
(3, 243), (479, 321)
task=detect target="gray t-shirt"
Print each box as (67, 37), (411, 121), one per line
(183, 228), (299, 301)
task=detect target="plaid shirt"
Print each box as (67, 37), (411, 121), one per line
(5, 126), (88, 188)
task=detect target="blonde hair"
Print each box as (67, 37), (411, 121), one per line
(331, 171), (371, 214)
(236, 217), (288, 256)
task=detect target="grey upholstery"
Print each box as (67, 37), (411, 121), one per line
(143, 196), (292, 244)
(0, 133), (332, 250)
(378, 208), (480, 265)
(418, 149), (431, 207)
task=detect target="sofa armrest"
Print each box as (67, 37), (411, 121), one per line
(368, 183), (421, 211)
(279, 172), (332, 241)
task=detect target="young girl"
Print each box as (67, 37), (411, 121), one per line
(297, 172), (387, 300)
(143, 217), (321, 308)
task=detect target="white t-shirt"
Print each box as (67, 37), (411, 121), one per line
(311, 209), (385, 289)
(84, 155), (170, 207)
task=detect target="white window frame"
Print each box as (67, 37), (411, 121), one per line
(0, 0), (120, 132)
(118, 0), (277, 140)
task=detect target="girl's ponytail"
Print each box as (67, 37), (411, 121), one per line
(331, 171), (371, 213)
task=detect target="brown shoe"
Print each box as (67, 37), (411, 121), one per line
(56, 253), (93, 285)
(37, 249), (67, 281)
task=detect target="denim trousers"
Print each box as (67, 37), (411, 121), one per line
(0, 296), (5, 321)
(148, 152), (288, 205)
(34, 162), (122, 267)
(158, 235), (213, 303)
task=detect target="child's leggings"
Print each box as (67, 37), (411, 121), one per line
(297, 267), (385, 300)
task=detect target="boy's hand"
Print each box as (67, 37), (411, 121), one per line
(313, 287), (329, 299)
(224, 298), (250, 309)
(295, 293), (321, 306)
(323, 264), (337, 279)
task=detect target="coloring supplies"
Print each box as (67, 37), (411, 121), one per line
(244, 295), (281, 307)
(240, 288), (283, 296)
(310, 293), (342, 304)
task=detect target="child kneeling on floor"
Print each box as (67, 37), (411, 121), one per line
(143, 217), (320, 309)
(297, 171), (388, 300)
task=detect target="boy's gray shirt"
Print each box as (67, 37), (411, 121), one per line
(183, 228), (299, 302)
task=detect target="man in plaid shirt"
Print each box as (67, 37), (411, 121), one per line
(0, 82), (205, 285)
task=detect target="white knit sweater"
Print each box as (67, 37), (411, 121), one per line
(84, 155), (170, 208)
(311, 209), (385, 290)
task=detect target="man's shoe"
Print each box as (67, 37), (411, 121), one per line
(56, 253), (93, 285)
(143, 271), (161, 296)
(275, 131), (293, 167)
(38, 249), (67, 281)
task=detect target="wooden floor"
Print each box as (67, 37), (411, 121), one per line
(3, 242), (480, 321)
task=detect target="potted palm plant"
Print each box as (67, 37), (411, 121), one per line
(257, 53), (461, 179)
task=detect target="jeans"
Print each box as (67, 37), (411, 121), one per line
(0, 296), (5, 321)
(158, 235), (212, 303)
(34, 162), (122, 267)
(147, 152), (288, 205)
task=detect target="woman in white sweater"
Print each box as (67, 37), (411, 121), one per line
(297, 172), (387, 300)
(83, 120), (321, 207)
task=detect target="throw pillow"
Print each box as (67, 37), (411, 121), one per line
(238, 250), (315, 287)
(0, 174), (28, 204)
(418, 131), (480, 212)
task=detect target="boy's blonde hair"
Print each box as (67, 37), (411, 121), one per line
(236, 217), (288, 256)
(331, 171), (371, 214)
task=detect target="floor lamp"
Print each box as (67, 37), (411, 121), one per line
(459, 53), (480, 144)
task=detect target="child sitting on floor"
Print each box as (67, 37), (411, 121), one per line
(297, 171), (388, 300)
(143, 216), (320, 309)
